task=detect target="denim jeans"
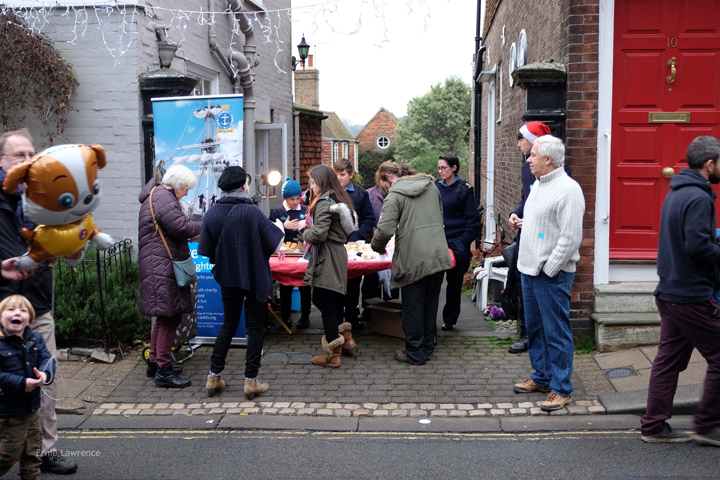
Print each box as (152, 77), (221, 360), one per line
(521, 270), (575, 397)
(210, 288), (267, 379)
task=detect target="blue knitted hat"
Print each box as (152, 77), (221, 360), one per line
(282, 177), (302, 198)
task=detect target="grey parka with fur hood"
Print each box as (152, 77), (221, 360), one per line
(371, 174), (452, 288)
(302, 190), (357, 294)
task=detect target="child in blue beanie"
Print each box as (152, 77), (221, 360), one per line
(269, 178), (311, 329)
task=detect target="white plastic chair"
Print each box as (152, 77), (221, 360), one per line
(473, 256), (509, 310)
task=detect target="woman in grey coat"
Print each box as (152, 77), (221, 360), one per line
(138, 165), (201, 388)
(302, 165), (358, 368)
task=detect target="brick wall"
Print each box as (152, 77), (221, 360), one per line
(299, 116), (322, 189)
(356, 110), (397, 152)
(474, 0), (599, 330)
(294, 69), (320, 111)
(321, 140), (356, 167)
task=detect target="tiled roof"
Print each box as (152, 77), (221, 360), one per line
(321, 111), (354, 140)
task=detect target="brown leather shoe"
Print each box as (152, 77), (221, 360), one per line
(244, 379), (269, 400)
(513, 378), (551, 394)
(311, 335), (344, 368)
(206, 375), (226, 397)
(339, 322), (357, 353)
(540, 392), (572, 411)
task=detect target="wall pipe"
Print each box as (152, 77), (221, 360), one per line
(208, 0), (235, 79)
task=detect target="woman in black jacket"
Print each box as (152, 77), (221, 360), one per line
(198, 167), (284, 399)
(435, 154), (481, 331)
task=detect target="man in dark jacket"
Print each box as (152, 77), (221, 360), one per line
(640, 136), (720, 447)
(0, 129), (78, 474)
(334, 159), (375, 329)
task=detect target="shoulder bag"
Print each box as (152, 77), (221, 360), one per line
(149, 186), (198, 288)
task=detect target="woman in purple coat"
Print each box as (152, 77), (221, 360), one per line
(138, 165), (202, 388)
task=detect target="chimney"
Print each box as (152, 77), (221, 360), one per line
(294, 56), (320, 110)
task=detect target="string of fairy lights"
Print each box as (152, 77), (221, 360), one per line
(2, 0), (442, 71)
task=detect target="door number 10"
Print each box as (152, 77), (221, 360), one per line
(667, 38), (678, 48)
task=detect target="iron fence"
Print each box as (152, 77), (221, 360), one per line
(53, 238), (134, 352)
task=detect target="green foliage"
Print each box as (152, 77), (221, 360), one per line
(54, 250), (150, 348)
(357, 146), (396, 189)
(351, 172), (364, 186)
(0, 10), (78, 144)
(488, 336), (515, 347)
(394, 76), (472, 176)
(574, 335), (596, 355)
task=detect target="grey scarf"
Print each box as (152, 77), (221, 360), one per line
(220, 188), (249, 199)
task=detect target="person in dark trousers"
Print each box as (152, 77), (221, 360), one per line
(269, 178), (311, 329)
(333, 159), (375, 329)
(640, 136), (720, 447)
(303, 165), (359, 368)
(436, 154), (481, 331)
(508, 121), (552, 353)
(198, 166), (284, 399)
(372, 172), (453, 365)
(0, 128), (78, 475)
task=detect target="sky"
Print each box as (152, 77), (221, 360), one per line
(290, 0), (485, 126)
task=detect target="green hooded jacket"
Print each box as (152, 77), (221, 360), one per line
(371, 174), (452, 288)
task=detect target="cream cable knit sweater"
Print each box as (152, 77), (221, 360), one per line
(517, 166), (585, 277)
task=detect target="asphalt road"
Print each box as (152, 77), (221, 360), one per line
(15, 428), (720, 479)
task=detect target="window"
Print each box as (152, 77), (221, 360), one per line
(185, 61), (219, 96)
(376, 135), (391, 150)
(332, 141), (339, 162)
(342, 142), (349, 159)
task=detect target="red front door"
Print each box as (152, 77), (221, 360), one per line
(610, 0), (720, 259)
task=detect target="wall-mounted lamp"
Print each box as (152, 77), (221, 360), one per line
(291, 35), (311, 71)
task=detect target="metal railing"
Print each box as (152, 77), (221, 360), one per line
(53, 239), (134, 352)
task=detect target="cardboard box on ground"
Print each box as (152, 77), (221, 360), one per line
(365, 298), (404, 339)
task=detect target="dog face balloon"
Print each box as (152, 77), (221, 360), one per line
(3, 144), (106, 225)
(2, 144), (114, 271)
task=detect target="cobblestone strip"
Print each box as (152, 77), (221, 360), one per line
(92, 401), (606, 417)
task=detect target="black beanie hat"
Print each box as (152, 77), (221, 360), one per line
(218, 166), (247, 191)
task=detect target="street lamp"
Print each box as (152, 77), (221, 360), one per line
(292, 35), (311, 71)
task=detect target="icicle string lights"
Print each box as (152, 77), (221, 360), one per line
(4, 0), (440, 72)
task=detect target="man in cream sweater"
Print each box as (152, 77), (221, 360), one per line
(512, 135), (584, 412)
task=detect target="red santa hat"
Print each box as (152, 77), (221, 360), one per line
(519, 121), (551, 144)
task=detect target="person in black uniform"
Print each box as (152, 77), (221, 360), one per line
(333, 159), (375, 329)
(436, 154), (481, 331)
(269, 178), (311, 329)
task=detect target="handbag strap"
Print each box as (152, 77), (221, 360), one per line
(220, 204), (240, 234)
(149, 186), (174, 261)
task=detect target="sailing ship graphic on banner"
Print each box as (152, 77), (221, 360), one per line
(152, 94), (244, 221)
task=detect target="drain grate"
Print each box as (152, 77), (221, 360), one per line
(603, 366), (638, 379)
(288, 353), (314, 362)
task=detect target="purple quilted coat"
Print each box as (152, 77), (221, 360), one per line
(138, 179), (202, 317)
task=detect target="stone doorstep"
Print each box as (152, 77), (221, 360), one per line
(88, 401), (605, 417)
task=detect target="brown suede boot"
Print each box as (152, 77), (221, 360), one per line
(311, 335), (344, 368)
(244, 379), (269, 400)
(339, 322), (357, 354)
(206, 375), (226, 397)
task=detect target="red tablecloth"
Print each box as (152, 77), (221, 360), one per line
(270, 250), (455, 287)
(270, 256), (392, 287)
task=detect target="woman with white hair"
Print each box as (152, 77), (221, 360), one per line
(138, 165), (202, 388)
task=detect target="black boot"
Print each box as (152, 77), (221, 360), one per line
(296, 316), (310, 329)
(154, 364), (191, 388)
(40, 451), (78, 474)
(509, 318), (528, 354)
(146, 361), (183, 378)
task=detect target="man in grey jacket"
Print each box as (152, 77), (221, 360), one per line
(371, 173), (452, 365)
(512, 135), (584, 412)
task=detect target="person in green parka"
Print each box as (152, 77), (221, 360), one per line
(302, 165), (359, 368)
(371, 173), (453, 365)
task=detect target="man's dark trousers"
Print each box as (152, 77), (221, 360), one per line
(400, 271), (444, 364)
(641, 298), (720, 436)
(442, 256), (471, 326)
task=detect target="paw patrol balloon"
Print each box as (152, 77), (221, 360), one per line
(2, 144), (114, 271)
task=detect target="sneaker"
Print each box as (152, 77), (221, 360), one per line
(540, 392), (572, 411)
(441, 323), (454, 331)
(641, 424), (692, 443)
(40, 451), (79, 474)
(394, 350), (425, 366)
(691, 427), (720, 447)
(513, 378), (551, 394)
